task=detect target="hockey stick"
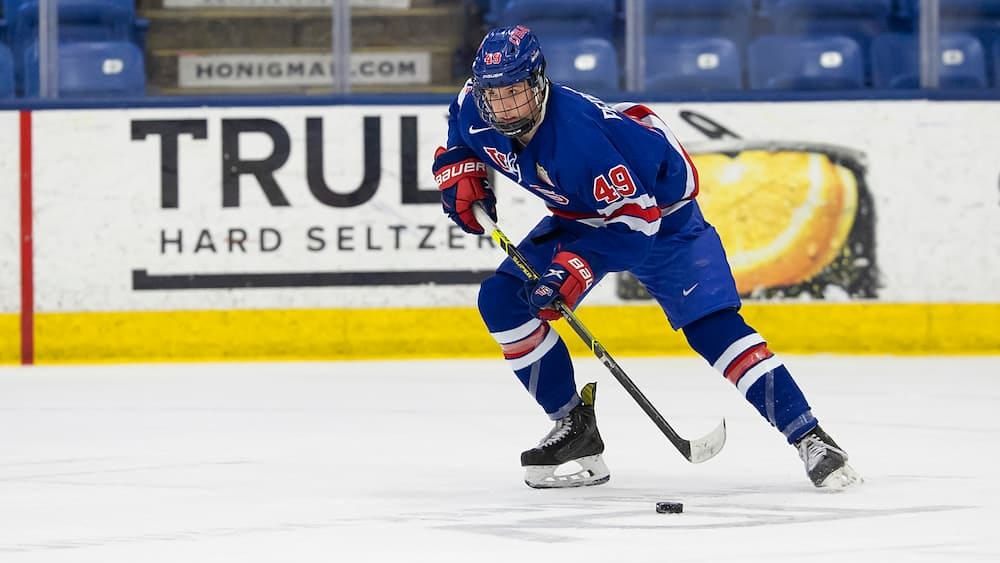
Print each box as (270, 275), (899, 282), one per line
(472, 205), (726, 463)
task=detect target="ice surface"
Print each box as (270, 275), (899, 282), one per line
(1, 356), (998, 562)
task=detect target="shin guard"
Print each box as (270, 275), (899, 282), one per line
(480, 273), (578, 419)
(684, 308), (817, 443)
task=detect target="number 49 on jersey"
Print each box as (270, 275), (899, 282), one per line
(593, 165), (636, 204)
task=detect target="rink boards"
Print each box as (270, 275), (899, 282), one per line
(0, 100), (998, 363)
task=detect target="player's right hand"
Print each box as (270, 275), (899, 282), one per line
(432, 146), (496, 235)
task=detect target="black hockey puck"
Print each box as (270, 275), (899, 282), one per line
(655, 501), (683, 514)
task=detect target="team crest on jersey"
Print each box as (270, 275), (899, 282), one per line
(483, 147), (521, 182)
(535, 164), (553, 186)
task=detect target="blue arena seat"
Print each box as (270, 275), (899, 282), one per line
(0, 43), (13, 98)
(748, 34), (866, 90)
(644, 35), (743, 92)
(902, 1), (1000, 48)
(761, 0), (893, 47)
(8, 0), (137, 44)
(872, 32), (988, 88)
(947, 2), (1000, 83)
(499, 0), (617, 41)
(23, 40), (144, 97)
(645, 0), (754, 44)
(897, 2), (1000, 88)
(6, 0), (144, 91)
(542, 36), (620, 93)
(995, 38), (1000, 86)
(906, 0), (1000, 17)
(483, 0), (511, 25)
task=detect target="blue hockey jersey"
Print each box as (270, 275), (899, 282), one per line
(445, 80), (699, 273)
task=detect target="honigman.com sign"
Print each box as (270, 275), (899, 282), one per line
(178, 52), (431, 88)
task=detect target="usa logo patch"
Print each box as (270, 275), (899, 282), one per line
(533, 286), (554, 298)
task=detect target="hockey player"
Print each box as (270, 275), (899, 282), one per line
(431, 25), (862, 490)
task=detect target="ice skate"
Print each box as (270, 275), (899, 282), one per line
(521, 382), (610, 489)
(795, 425), (863, 489)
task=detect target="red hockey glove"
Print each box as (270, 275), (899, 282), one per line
(524, 251), (595, 320)
(432, 146), (496, 235)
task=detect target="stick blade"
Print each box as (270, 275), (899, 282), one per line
(685, 418), (727, 463)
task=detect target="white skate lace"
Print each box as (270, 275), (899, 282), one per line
(537, 417), (573, 448)
(798, 436), (846, 471)
(798, 437), (827, 470)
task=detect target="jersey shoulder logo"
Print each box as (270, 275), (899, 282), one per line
(469, 125), (492, 135)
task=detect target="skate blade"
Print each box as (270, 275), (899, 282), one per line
(817, 463), (864, 490)
(524, 454), (611, 489)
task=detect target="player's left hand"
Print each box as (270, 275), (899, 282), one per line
(523, 251), (595, 320)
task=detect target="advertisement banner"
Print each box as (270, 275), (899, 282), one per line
(32, 106), (504, 312)
(26, 101), (1000, 317)
(178, 52), (432, 88)
(639, 102), (1000, 304)
(0, 111), (19, 315)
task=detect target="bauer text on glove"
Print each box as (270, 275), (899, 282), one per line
(432, 146), (497, 235)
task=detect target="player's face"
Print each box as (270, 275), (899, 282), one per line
(482, 80), (537, 125)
